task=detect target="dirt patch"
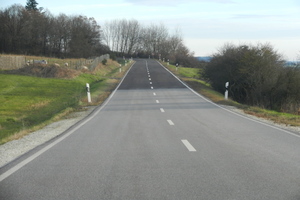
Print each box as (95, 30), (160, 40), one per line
(3, 64), (81, 78)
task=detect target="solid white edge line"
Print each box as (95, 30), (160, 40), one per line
(0, 61), (137, 183)
(181, 140), (197, 152)
(156, 60), (300, 139)
(167, 120), (174, 125)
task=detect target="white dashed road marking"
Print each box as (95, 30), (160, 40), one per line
(167, 120), (174, 125)
(181, 140), (197, 152)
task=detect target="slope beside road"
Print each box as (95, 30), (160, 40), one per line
(1, 59), (300, 200)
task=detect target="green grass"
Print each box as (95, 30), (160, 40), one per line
(243, 106), (300, 127)
(161, 61), (300, 127)
(178, 67), (200, 78)
(163, 63), (200, 78)
(0, 74), (98, 141)
(0, 59), (132, 144)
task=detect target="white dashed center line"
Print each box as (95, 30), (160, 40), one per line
(160, 108), (165, 113)
(167, 120), (174, 125)
(156, 100), (159, 103)
(151, 86), (153, 89)
(153, 92), (156, 96)
(181, 140), (197, 152)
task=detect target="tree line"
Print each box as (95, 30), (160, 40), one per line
(103, 19), (199, 67)
(0, 3), (109, 58)
(203, 43), (300, 114)
(0, 1), (199, 67)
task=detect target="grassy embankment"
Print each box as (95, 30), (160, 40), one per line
(161, 62), (300, 127)
(0, 58), (132, 144)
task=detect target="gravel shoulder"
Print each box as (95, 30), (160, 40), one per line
(1, 102), (299, 168)
(222, 105), (300, 135)
(0, 106), (96, 167)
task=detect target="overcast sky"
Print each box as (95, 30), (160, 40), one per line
(1, 0), (300, 60)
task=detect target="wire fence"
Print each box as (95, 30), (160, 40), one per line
(0, 56), (26, 69)
(89, 54), (110, 71)
(0, 54), (110, 70)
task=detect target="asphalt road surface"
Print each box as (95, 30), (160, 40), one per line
(1, 59), (300, 200)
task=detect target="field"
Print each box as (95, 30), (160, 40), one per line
(0, 58), (131, 144)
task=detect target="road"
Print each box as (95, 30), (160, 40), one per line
(1, 59), (300, 200)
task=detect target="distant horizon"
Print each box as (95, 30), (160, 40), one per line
(1, 0), (299, 61)
(195, 56), (300, 63)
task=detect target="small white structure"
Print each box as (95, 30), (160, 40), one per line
(33, 60), (47, 64)
(225, 82), (229, 100)
(86, 83), (91, 103)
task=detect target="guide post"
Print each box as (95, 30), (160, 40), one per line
(225, 82), (229, 100)
(86, 83), (91, 103)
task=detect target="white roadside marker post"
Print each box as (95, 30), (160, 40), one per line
(225, 82), (229, 100)
(86, 83), (91, 103)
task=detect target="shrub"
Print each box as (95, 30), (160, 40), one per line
(102, 59), (107, 65)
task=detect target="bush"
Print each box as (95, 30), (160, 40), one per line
(102, 59), (107, 65)
(203, 43), (293, 111)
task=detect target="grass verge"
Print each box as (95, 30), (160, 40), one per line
(161, 61), (300, 127)
(0, 59), (132, 144)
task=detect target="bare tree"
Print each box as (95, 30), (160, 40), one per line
(0, 3), (194, 61)
(103, 19), (141, 55)
(68, 15), (101, 58)
(126, 19), (141, 55)
(139, 23), (169, 58)
(0, 4), (27, 54)
(47, 13), (71, 57)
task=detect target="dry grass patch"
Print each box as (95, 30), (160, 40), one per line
(5, 64), (81, 78)
(244, 107), (300, 127)
(93, 59), (120, 77)
(29, 100), (51, 110)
